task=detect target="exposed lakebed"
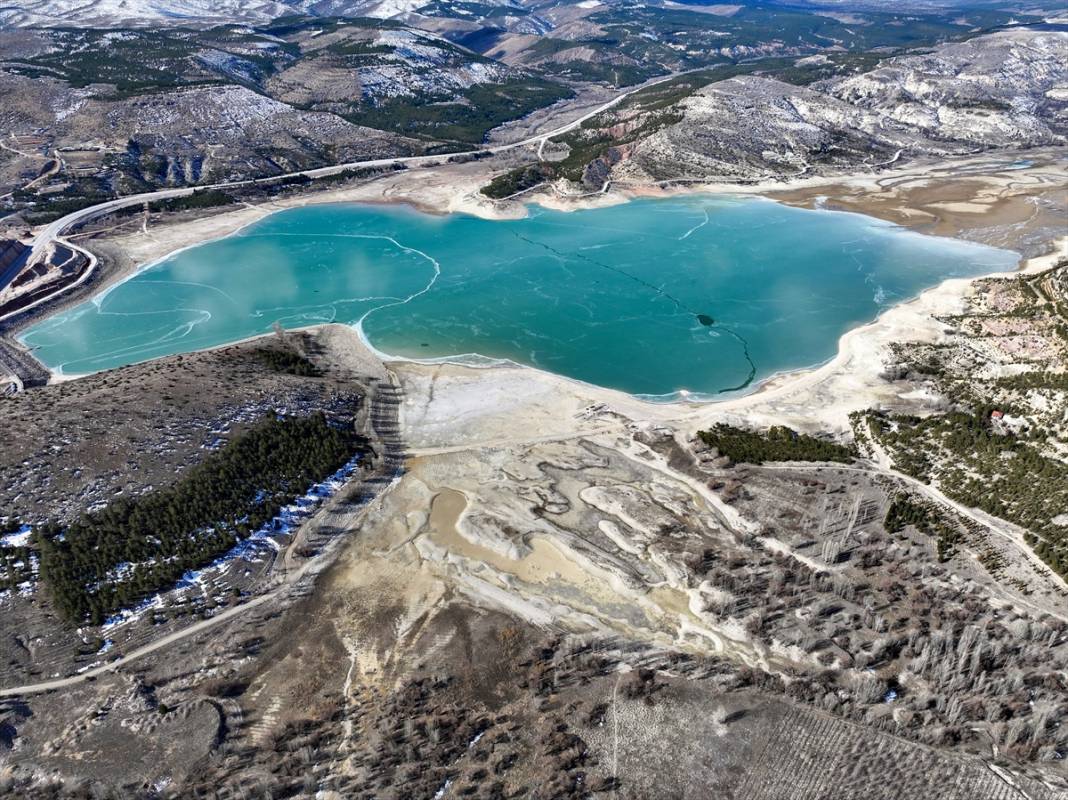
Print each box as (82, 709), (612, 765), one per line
(21, 196), (1018, 398)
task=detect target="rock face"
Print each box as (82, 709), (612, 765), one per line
(625, 76), (910, 183)
(0, 73), (419, 187)
(267, 28), (515, 109)
(828, 30), (1068, 148)
(615, 29), (1068, 185)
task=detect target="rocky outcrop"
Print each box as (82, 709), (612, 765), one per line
(0, 74), (420, 188)
(624, 76), (914, 183)
(611, 29), (1068, 185)
(827, 30), (1068, 147)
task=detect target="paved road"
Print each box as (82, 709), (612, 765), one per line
(0, 69), (727, 697)
(23, 71), (686, 272)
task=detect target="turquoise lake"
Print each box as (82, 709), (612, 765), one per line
(20, 196), (1018, 399)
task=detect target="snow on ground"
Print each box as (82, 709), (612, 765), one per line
(101, 453), (362, 632)
(1, 524), (33, 548)
(364, 0), (426, 19)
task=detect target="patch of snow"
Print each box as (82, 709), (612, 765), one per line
(102, 454), (361, 631)
(365, 0), (425, 19)
(1, 524), (33, 548)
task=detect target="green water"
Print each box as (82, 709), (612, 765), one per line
(21, 196), (1018, 399)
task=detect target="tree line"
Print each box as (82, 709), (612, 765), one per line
(698, 424), (855, 465)
(35, 412), (368, 624)
(255, 347), (323, 377)
(148, 189), (236, 213)
(994, 370), (1068, 392)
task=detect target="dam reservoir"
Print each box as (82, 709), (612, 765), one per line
(20, 196), (1018, 399)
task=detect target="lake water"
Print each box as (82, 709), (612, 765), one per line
(20, 196), (1017, 399)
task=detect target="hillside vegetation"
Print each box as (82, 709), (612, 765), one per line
(35, 412), (368, 623)
(698, 424), (855, 465)
(865, 263), (1068, 579)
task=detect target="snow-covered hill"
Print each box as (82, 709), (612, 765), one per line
(567, 29), (1068, 186)
(1, 0), (294, 27)
(827, 31), (1068, 147)
(0, 0), (514, 27)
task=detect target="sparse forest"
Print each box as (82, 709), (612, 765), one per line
(480, 164), (555, 199)
(883, 492), (963, 561)
(0, 544), (33, 592)
(868, 408), (1068, 579)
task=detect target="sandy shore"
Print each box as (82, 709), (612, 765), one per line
(679, 236), (1067, 431)
(765, 151), (1067, 257)
(383, 235), (1066, 461)
(364, 221), (1067, 659)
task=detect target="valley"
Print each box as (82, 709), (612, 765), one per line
(0, 2), (1066, 798)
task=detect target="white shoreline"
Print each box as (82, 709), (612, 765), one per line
(19, 191), (1032, 403)
(691, 236), (1067, 418)
(14, 143), (1066, 430)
